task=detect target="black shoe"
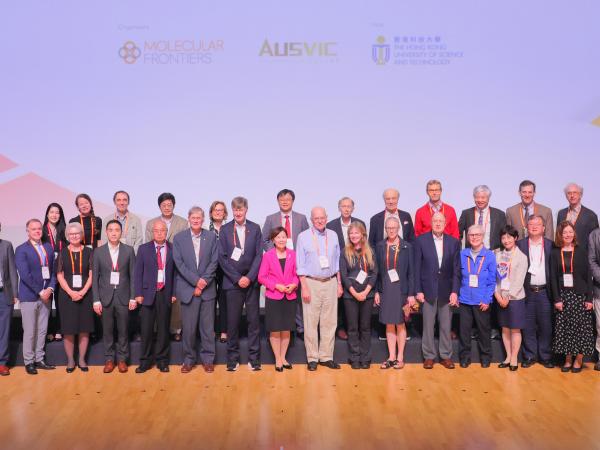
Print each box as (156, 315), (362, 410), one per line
(360, 362), (370, 369)
(282, 363), (293, 370)
(350, 361), (361, 370)
(595, 362), (600, 372)
(226, 361), (239, 372)
(296, 332), (304, 341)
(521, 358), (536, 368)
(66, 366), (76, 373)
(561, 365), (572, 373)
(25, 364), (38, 375)
(481, 361), (490, 368)
(498, 362), (510, 369)
(571, 366), (582, 373)
(307, 361), (318, 371)
(275, 366), (283, 372)
(248, 361), (262, 371)
(459, 360), (471, 368)
(35, 361), (56, 370)
(541, 360), (555, 369)
(509, 365), (518, 371)
(78, 364), (89, 372)
(158, 363), (169, 373)
(319, 360), (341, 369)
(135, 365), (150, 374)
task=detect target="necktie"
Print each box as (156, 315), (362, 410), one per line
(156, 245), (165, 290)
(37, 244), (45, 265)
(524, 206), (530, 225)
(284, 215), (291, 238)
(478, 210), (484, 226)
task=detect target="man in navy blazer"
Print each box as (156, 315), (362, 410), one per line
(556, 182), (598, 252)
(134, 221), (176, 373)
(516, 214), (555, 368)
(173, 206), (219, 373)
(15, 219), (57, 374)
(414, 213), (461, 369)
(0, 223), (18, 376)
(326, 196), (366, 341)
(368, 188), (415, 249)
(219, 197), (263, 371)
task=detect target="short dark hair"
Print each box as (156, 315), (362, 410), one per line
(519, 180), (536, 192)
(158, 192), (176, 207)
(499, 225), (519, 249)
(555, 220), (578, 248)
(276, 189), (295, 201)
(113, 190), (130, 202)
(270, 226), (288, 241)
(105, 219), (122, 230)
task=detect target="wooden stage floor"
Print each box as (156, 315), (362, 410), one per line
(2, 363), (599, 450)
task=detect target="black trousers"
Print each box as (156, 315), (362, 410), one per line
(459, 303), (491, 362)
(338, 297), (347, 331)
(102, 302), (130, 362)
(226, 284), (260, 363)
(344, 297), (373, 363)
(215, 268), (227, 334)
(139, 289), (172, 366)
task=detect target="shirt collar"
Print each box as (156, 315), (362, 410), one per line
(569, 204), (581, 213)
(191, 229), (202, 239)
(432, 232), (444, 241)
(312, 226), (327, 236)
(340, 217), (351, 227)
(235, 221), (247, 228)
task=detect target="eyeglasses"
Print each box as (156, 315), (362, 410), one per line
(468, 233), (483, 237)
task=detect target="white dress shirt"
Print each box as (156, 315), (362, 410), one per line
(528, 239), (546, 285)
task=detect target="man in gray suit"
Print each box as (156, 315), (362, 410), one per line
(0, 223), (18, 376)
(506, 180), (554, 240)
(93, 220), (137, 374)
(262, 189), (309, 336)
(588, 228), (600, 371)
(173, 206), (219, 374)
(145, 192), (189, 341)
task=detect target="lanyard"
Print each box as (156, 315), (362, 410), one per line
(474, 208), (489, 230)
(116, 213), (129, 235)
(467, 254), (485, 275)
(528, 239), (544, 266)
(567, 208), (581, 225)
(47, 224), (56, 250)
(386, 239), (400, 270)
(69, 247), (83, 275)
(31, 242), (48, 266)
(501, 249), (514, 276)
(560, 248), (574, 274)
(310, 228), (328, 258)
(80, 215), (95, 246)
(519, 203), (537, 229)
(109, 246), (119, 271)
(233, 224), (245, 249)
(429, 203), (445, 216)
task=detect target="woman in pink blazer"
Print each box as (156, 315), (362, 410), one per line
(258, 226), (299, 372)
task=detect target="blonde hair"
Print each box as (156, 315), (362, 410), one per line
(343, 222), (375, 269)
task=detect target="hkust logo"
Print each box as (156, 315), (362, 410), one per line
(372, 36), (390, 65)
(259, 39), (337, 57)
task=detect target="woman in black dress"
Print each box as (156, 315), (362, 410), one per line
(42, 202), (68, 343)
(551, 220), (594, 373)
(69, 193), (102, 249)
(56, 222), (94, 372)
(374, 216), (415, 370)
(209, 200), (228, 343)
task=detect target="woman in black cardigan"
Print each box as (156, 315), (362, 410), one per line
(550, 220), (594, 373)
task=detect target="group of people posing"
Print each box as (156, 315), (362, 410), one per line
(0, 178), (599, 376)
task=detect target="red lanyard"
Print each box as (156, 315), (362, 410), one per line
(233, 224), (245, 248)
(310, 228), (328, 257)
(69, 248), (83, 275)
(467, 254), (485, 275)
(31, 242), (48, 266)
(560, 248), (574, 274)
(109, 246), (119, 271)
(116, 213), (129, 235)
(519, 203), (537, 229)
(528, 239), (544, 265)
(386, 239), (400, 270)
(80, 215), (95, 246)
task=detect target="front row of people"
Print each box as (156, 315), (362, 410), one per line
(0, 203), (596, 376)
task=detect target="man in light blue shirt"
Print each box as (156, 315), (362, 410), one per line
(296, 207), (343, 371)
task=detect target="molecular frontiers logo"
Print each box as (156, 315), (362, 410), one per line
(118, 39), (224, 65)
(258, 39), (337, 61)
(372, 35), (464, 67)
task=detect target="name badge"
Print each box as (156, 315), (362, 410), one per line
(319, 255), (330, 269)
(388, 269), (399, 283)
(563, 274), (574, 288)
(356, 270), (367, 285)
(469, 274), (479, 288)
(500, 278), (510, 291)
(157, 270), (165, 283)
(110, 271), (120, 286)
(86, 245), (93, 249)
(54, 252), (58, 260)
(231, 247), (243, 261)
(72, 275), (83, 289)
(41, 266), (51, 280)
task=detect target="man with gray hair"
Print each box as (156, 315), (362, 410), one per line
(296, 207), (343, 371)
(458, 185), (506, 250)
(0, 222), (18, 376)
(557, 182), (598, 251)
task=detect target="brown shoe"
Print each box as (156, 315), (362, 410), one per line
(203, 364), (214, 373)
(117, 361), (128, 373)
(103, 360), (115, 373)
(181, 364), (194, 373)
(440, 359), (455, 369)
(423, 359), (434, 369)
(336, 329), (348, 340)
(0, 365), (10, 376)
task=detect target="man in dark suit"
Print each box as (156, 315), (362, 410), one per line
(15, 219), (57, 375)
(173, 206), (219, 374)
(0, 223), (19, 376)
(415, 213), (461, 369)
(219, 197), (263, 371)
(92, 220), (137, 374)
(326, 196), (365, 341)
(516, 215), (554, 368)
(557, 182), (598, 251)
(458, 185), (506, 250)
(134, 220), (175, 373)
(368, 188), (415, 249)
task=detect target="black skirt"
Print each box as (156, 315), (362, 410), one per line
(265, 297), (297, 332)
